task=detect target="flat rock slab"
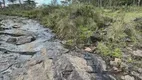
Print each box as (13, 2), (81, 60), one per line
(7, 36), (36, 45)
(6, 37), (17, 44)
(16, 36), (36, 45)
(0, 29), (35, 36)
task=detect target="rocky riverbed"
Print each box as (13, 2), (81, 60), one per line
(0, 16), (141, 80)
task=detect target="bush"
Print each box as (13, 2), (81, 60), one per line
(97, 42), (122, 58)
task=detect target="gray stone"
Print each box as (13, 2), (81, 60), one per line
(138, 68), (142, 73)
(6, 38), (17, 44)
(16, 36), (36, 45)
(91, 54), (107, 72)
(6, 36), (36, 45)
(12, 25), (21, 28)
(12, 49), (53, 80)
(3, 75), (10, 80)
(0, 16), (54, 80)
(53, 54), (93, 80)
(121, 75), (135, 80)
(132, 50), (142, 58)
(131, 71), (142, 80)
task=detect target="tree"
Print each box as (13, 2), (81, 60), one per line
(24, 0), (35, 5)
(18, 0), (22, 5)
(8, 0), (17, 4)
(2, 0), (5, 7)
(99, 0), (103, 7)
(60, 0), (68, 5)
(72, 0), (79, 3)
(0, 1), (2, 8)
(24, 0), (36, 8)
(138, 0), (141, 6)
(51, 0), (58, 5)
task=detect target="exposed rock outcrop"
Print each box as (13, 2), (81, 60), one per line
(0, 16), (117, 80)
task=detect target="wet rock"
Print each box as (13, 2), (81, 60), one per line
(16, 36), (36, 45)
(90, 54), (107, 73)
(0, 54), (18, 73)
(2, 74), (10, 80)
(44, 42), (68, 59)
(6, 36), (36, 45)
(0, 16), (55, 80)
(12, 48), (54, 80)
(12, 25), (21, 28)
(0, 27), (11, 31)
(0, 29), (34, 37)
(6, 38), (17, 44)
(12, 59), (53, 80)
(84, 53), (117, 80)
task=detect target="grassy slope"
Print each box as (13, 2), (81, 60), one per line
(0, 5), (142, 59)
(102, 7), (142, 23)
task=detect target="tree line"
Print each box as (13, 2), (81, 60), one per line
(76, 0), (142, 6)
(0, 0), (142, 8)
(54, 0), (142, 7)
(0, 0), (35, 8)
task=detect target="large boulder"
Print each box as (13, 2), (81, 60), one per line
(53, 54), (93, 80)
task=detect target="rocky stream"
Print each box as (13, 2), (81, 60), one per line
(0, 16), (141, 80)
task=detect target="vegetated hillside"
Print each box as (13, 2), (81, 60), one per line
(0, 3), (142, 79)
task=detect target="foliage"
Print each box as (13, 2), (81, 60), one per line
(97, 42), (122, 58)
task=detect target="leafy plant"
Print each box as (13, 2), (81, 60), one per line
(97, 42), (122, 58)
